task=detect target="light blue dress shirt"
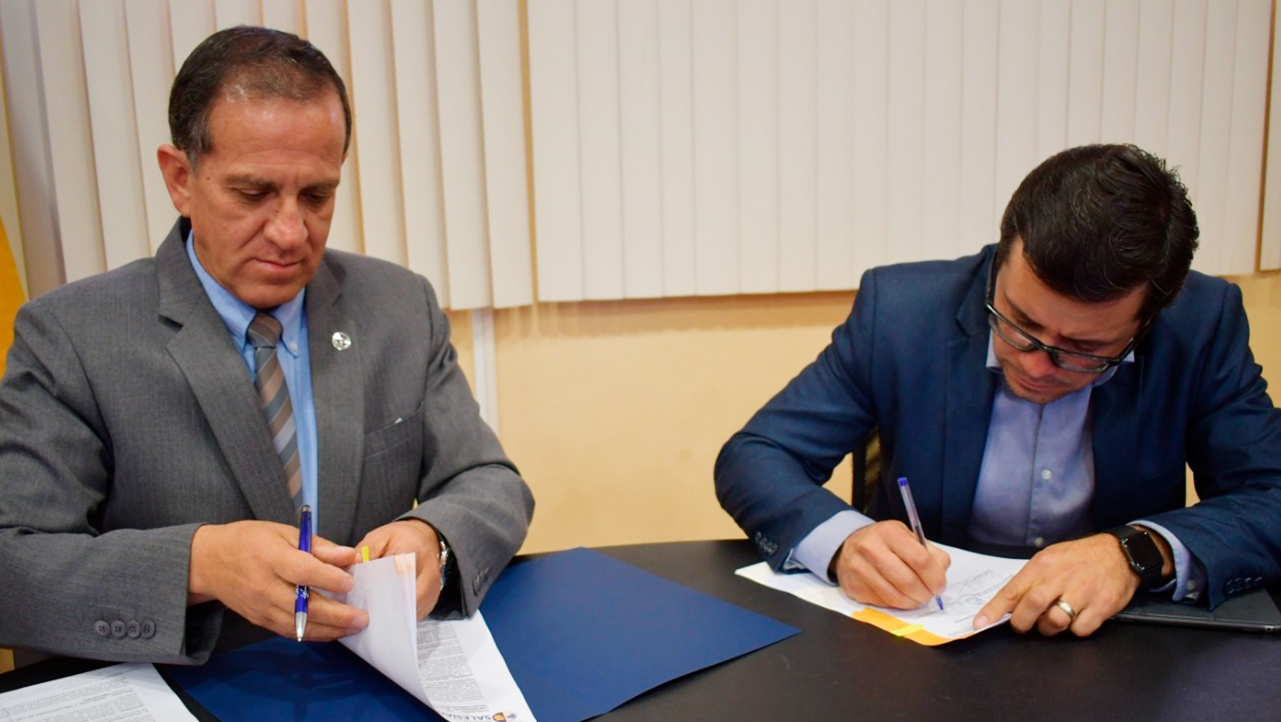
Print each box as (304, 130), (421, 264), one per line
(185, 235), (320, 525)
(791, 332), (1203, 602)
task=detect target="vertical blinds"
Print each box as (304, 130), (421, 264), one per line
(2, 0), (1278, 310)
(0, 0), (531, 309)
(529, 0), (1279, 302)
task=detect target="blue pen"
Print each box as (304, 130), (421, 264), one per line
(295, 505), (312, 642)
(897, 477), (945, 611)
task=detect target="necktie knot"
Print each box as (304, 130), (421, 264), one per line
(247, 313), (283, 350)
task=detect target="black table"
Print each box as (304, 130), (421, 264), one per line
(599, 541), (1281, 722)
(4, 540), (1280, 721)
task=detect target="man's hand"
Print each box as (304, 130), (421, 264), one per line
(973, 530), (1170, 637)
(188, 521), (367, 641)
(357, 519), (446, 620)
(830, 521), (951, 608)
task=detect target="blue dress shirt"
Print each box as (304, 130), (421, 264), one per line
(791, 332), (1203, 602)
(185, 235), (320, 525)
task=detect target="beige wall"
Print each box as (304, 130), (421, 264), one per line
(450, 271), (1281, 555)
(450, 293), (857, 553)
(1232, 272), (1281, 378)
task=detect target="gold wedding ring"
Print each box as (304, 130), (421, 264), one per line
(1053, 598), (1078, 622)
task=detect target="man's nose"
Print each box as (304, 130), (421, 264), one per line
(1019, 346), (1058, 377)
(265, 200), (307, 250)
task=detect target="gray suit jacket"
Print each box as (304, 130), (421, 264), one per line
(0, 218), (534, 664)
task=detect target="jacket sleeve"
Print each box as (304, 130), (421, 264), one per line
(0, 301), (223, 664)
(714, 269), (881, 570)
(397, 277), (534, 617)
(1144, 283), (1281, 608)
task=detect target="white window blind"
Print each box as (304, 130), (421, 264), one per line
(528, 0), (1275, 301)
(0, 0), (532, 310)
(4, 0), (1279, 303)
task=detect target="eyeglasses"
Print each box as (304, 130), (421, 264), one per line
(984, 260), (1146, 374)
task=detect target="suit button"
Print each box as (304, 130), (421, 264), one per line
(94, 620), (111, 637)
(110, 621), (126, 639)
(126, 621), (141, 639)
(141, 620), (156, 639)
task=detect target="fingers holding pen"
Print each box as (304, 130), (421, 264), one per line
(832, 521), (950, 609)
(187, 520), (368, 640)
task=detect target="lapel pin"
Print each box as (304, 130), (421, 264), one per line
(331, 331), (352, 351)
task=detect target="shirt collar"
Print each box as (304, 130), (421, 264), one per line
(985, 331), (1130, 388)
(185, 231), (306, 357)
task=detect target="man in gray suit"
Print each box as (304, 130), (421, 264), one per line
(0, 27), (533, 664)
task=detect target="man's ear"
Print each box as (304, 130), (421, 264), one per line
(157, 144), (194, 216)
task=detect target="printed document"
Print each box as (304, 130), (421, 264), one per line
(737, 542), (1027, 645)
(0, 662), (198, 722)
(337, 553), (536, 722)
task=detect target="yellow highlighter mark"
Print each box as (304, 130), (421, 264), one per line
(891, 624), (924, 637)
(361, 545), (370, 563)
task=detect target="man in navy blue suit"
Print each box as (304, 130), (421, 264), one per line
(716, 144), (1281, 637)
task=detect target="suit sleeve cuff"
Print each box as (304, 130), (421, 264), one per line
(786, 510), (875, 583)
(1132, 519), (1206, 602)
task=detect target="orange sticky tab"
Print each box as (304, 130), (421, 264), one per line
(851, 607), (910, 633)
(851, 608), (959, 646)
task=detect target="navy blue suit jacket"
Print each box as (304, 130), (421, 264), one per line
(715, 245), (1281, 608)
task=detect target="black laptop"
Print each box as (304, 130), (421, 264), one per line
(1114, 586), (1281, 633)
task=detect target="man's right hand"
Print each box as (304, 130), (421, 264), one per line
(187, 521), (369, 641)
(829, 521), (951, 608)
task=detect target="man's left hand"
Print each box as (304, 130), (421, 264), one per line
(973, 532), (1153, 637)
(357, 520), (446, 620)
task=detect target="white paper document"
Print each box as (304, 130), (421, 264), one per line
(337, 553), (536, 722)
(737, 542), (1028, 645)
(0, 662), (198, 722)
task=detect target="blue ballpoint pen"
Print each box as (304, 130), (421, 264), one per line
(897, 477), (945, 611)
(295, 505), (312, 642)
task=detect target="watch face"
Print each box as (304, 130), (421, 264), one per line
(1122, 533), (1164, 572)
(1117, 529), (1168, 581)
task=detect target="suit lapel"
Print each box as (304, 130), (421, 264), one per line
(941, 337), (999, 544)
(156, 220), (296, 523)
(940, 251), (999, 544)
(305, 258), (365, 545)
(1090, 356), (1142, 530)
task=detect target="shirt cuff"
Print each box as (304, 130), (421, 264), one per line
(786, 510), (875, 583)
(1131, 519), (1205, 602)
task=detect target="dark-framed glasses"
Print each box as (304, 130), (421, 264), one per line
(984, 259), (1147, 374)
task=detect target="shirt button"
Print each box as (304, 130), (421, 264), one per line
(110, 620), (127, 639)
(1033, 537), (1045, 548)
(141, 620), (156, 639)
(126, 620), (141, 639)
(94, 620), (111, 637)
(288, 342), (298, 353)
(1041, 469), (1053, 481)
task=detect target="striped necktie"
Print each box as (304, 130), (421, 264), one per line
(246, 313), (303, 511)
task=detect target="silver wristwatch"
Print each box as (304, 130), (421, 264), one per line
(437, 535), (451, 591)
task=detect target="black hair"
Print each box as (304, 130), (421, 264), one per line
(168, 25), (351, 168)
(994, 144), (1199, 321)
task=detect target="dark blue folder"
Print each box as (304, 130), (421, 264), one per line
(169, 548), (797, 722)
